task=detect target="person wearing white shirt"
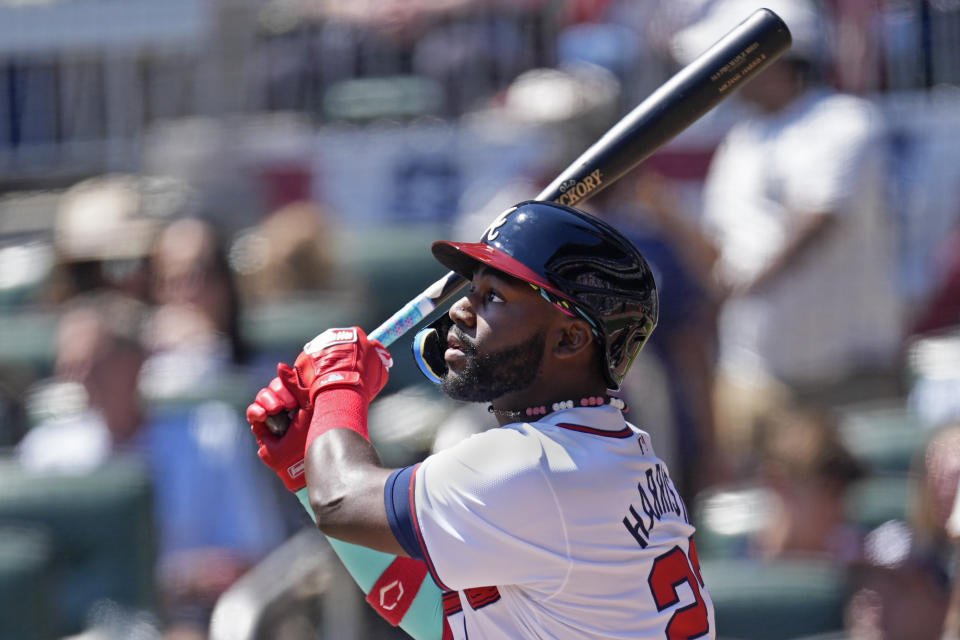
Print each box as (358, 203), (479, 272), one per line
(673, 0), (903, 465)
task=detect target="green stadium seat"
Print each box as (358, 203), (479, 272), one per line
(334, 225), (449, 326)
(844, 474), (911, 531)
(240, 292), (366, 356)
(0, 457), (157, 637)
(0, 525), (55, 640)
(0, 309), (58, 375)
(703, 558), (846, 640)
(835, 401), (931, 475)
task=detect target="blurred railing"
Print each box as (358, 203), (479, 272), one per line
(1, 0), (958, 185)
(0, 0), (561, 185)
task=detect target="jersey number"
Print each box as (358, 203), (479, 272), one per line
(647, 538), (709, 639)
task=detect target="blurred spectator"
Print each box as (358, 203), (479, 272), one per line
(913, 421), (960, 640)
(16, 291), (286, 639)
(910, 422), (960, 555)
(914, 419), (960, 640)
(675, 0), (904, 469)
(750, 406), (867, 561)
(229, 200), (338, 305)
(841, 420), (960, 639)
(138, 303), (239, 404)
(830, 0), (884, 94)
(47, 174), (192, 306)
(947, 491), (960, 640)
(18, 293), (148, 470)
(142, 215), (251, 403)
(844, 519), (951, 640)
(151, 216), (248, 367)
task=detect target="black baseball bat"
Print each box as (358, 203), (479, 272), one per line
(267, 8), (791, 434)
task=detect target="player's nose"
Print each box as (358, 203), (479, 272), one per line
(448, 296), (476, 329)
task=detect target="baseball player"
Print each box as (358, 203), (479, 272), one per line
(248, 201), (715, 639)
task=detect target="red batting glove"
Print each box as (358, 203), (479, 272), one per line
(248, 327), (393, 491)
(291, 326), (393, 443)
(292, 327), (393, 406)
(247, 363), (313, 492)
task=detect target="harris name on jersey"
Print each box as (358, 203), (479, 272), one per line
(623, 461), (689, 549)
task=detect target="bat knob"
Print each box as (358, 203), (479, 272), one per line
(266, 413), (291, 437)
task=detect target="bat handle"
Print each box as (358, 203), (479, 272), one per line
(263, 270), (468, 436)
(368, 273), (465, 346)
(264, 413), (292, 437)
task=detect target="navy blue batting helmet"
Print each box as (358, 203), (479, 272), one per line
(413, 200), (658, 389)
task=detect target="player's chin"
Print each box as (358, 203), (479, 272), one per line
(440, 368), (489, 403)
(441, 366), (466, 390)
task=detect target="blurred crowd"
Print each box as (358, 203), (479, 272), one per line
(0, 0), (959, 639)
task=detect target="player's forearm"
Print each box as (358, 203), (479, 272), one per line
(305, 428), (407, 556)
(301, 430), (448, 638)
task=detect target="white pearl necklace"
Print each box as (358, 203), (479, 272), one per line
(490, 396), (628, 418)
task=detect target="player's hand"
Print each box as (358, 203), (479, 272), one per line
(290, 326), (393, 406)
(247, 363), (312, 492)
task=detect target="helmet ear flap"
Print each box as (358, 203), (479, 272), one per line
(412, 314), (454, 385)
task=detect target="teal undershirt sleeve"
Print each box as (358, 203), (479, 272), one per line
(295, 488), (446, 639)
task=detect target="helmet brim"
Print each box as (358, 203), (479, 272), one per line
(432, 240), (563, 297)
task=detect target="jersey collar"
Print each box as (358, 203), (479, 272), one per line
(536, 405), (634, 437)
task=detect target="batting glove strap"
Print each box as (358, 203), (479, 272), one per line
(306, 386), (370, 446)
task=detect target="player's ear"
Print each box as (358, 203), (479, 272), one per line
(553, 318), (594, 360)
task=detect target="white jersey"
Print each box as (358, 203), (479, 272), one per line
(386, 405), (715, 639)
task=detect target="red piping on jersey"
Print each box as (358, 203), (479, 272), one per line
(441, 592), (463, 640)
(442, 590), (463, 616)
(464, 586), (501, 610)
(408, 462), (453, 591)
(555, 423), (635, 438)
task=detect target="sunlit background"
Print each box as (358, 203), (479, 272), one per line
(0, 0), (959, 639)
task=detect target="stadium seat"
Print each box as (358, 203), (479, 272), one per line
(0, 309), (57, 375)
(0, 457), (157, 636)
(702, 558), (846, 640)
(844, 473), (911, 531)
(240, 292), (366, 359)
(0, 525), (55, 640)
(835, 400), (931, 475)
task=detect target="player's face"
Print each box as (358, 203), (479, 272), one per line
(440, 267), (550, 403)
